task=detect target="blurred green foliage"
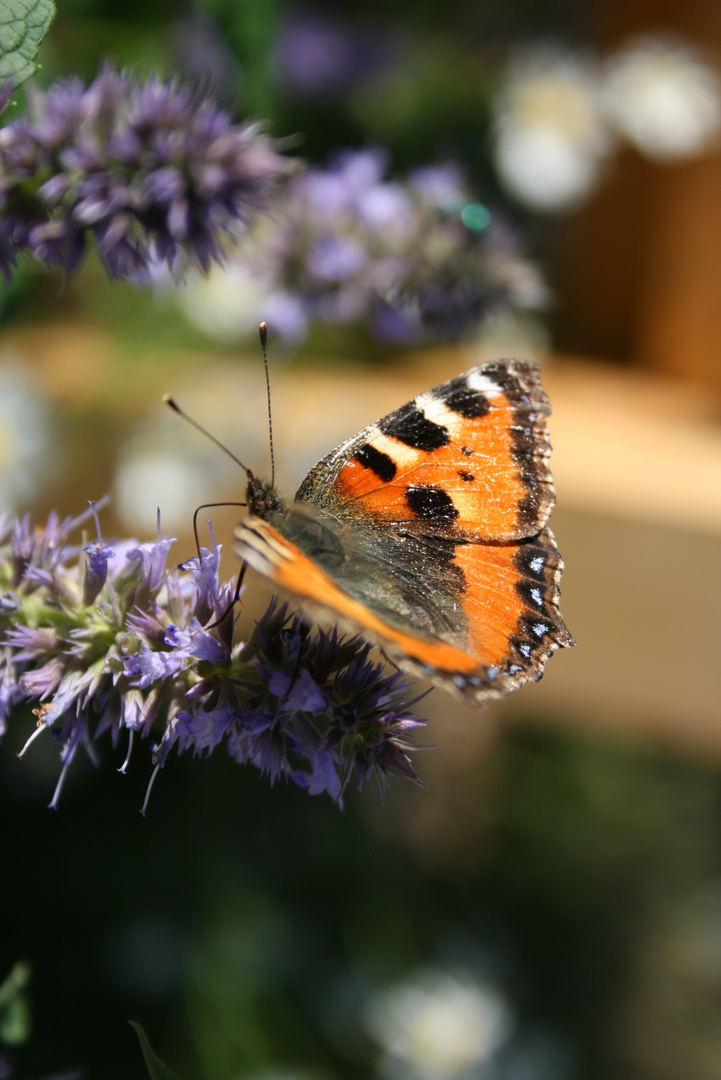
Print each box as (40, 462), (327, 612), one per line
(2, 719), (720, 1080)
(0, 961), (32, 1046)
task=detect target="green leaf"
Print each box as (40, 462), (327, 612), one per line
(0, 961), (32, 1046)
(130, 1021), (183, 1080)
(0, 0), (56, 87)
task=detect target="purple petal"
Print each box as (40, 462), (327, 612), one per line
(164, 620), (228, 665)
(20, 657), (65, 698)
(126, 536), (175, 592)
(122, 645), (185, 688)
(175, 705), (234, 752)
(83, 540), (115, 605)
(305, 749), (341, 799)
(280, 668), (327, 713)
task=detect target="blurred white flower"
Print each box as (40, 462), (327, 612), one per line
(0, 359), (55, 511)
(178, 260), (270, 344)
(493, 48), (612, 211)
(365, 968), (512, 1079)
(177, 257), (308, 346)
(113, 368), (271, 534)
(602, 36), (721, 161)
(113, 442), (211, 534)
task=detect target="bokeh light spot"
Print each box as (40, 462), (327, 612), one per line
(460, 202), (491, 231)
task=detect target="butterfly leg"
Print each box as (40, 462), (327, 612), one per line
(380, 646), (403, 673)
(192, 501), (247, 558)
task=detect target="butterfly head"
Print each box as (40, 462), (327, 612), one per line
(245, 472), (283, 519)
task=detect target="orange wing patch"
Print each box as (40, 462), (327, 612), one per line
(453, 528), (571, 674)
(453, 542), (527, 668)
(335, 392), (529, 539)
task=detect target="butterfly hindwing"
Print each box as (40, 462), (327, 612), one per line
(236, 517), (573, 702)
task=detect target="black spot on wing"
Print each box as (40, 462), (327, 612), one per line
(379, 402), (449, 451)
(513, 531), (561, 582)
(441, 379), (491, 419)
(458, 469), (475, 483)
(353, 442), (397, 482)
(515, 579), (550, 612)
(405, 485), (458, 524)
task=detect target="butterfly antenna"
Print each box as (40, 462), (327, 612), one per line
(259, 321), (275, 487)
(163, 396), (250, 475)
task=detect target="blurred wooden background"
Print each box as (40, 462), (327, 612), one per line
(552, 0), (721, 392)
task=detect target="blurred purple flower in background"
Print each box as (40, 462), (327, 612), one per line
(0, 507), (426, 809)
(172, 12), (243, 106)
(0, 64), (291, 282)
(273, 7), (393, 98)
(178, 148), (547, 346)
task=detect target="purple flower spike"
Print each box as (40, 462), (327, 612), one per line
(0, 64), (292, 283)
(222, 148), (546, 347)
(1, 506), (428, 808)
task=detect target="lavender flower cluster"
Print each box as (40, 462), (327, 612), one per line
(0, 64), (290, 282)
(0, 506), (426, 810)
(237, 148), (546, 344)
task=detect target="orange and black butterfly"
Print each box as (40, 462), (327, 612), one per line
(234, 350), (574, 704)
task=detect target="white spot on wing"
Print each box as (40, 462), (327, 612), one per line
(466, 371), (502, 398)
(370, 430), (424, 471)
(415, 392), (465, 432)
(415, 391), (442, 417)
(530, 555), (544, 574)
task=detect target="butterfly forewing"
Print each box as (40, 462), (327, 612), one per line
(295, 360), (554, 542)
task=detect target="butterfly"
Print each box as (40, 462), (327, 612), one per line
(234, 351), (574, 704)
